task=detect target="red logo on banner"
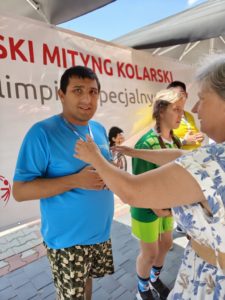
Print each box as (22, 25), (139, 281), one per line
(0, 175), (11, 206)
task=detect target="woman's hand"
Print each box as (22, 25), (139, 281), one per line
(74, 135), (100, 164)
(111, 145), (136, 157)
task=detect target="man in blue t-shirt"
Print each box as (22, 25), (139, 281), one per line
(13, 66), (114, 300)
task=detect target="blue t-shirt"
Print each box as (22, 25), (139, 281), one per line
(14, 115), (114, 249)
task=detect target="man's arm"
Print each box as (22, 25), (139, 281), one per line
(13, 166), (104, 201)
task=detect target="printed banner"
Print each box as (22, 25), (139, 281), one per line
(0, 13), (195, 228)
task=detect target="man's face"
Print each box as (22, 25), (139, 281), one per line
(58, 76), (99, 125)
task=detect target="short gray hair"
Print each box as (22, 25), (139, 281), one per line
(196, 54), (225, 101)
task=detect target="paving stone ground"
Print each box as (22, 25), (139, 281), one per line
(0, 200), (188, 300)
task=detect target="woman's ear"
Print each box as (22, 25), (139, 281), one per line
(159, 109), (164, 119)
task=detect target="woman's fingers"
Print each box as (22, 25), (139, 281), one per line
(86, 134), (93, 142)
(74, 136), (99, 163)
(74, 140), (85, 159)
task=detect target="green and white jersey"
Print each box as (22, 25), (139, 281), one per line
(131, 128), (179, 222)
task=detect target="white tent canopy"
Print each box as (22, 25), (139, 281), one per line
(113, 0), (225, 65)
(0, 0), (116, 24)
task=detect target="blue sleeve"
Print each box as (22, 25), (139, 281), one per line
(14, 124), (50, 182)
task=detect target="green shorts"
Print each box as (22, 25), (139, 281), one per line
(131, 216), (174, 243)
(45, 239), (114, 300)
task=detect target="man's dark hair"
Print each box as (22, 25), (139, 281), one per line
(108, 126), (123, 147)
(60, 66), (101, 93)
(167, 81), (186, 92)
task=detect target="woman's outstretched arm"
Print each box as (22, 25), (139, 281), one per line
(74, 136), (204, 209)
(113, 145), (186, 166)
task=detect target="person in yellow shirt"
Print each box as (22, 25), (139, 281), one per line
(173, 110), (204, 150)
(167, 81), (204, 150)
(167, 81), (204, 233)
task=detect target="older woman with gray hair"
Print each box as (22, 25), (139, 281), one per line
(74, 55), (225, 299)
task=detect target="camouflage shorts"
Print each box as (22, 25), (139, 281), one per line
(45, 239), (114, 300)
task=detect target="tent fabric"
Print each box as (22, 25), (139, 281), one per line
(112, 0), (225, 49)
(0, 0), (116, 25)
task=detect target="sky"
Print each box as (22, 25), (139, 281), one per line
(59, 0), (207, 41)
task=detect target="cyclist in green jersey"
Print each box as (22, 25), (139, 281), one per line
(131, 89), (184, 300)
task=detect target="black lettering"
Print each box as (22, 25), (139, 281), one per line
(109, 91), (117, 103)
(40, 85), (52, 105)
(15, 83), (37, 99)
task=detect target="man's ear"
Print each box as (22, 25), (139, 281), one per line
(58, 89), (64, 103)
